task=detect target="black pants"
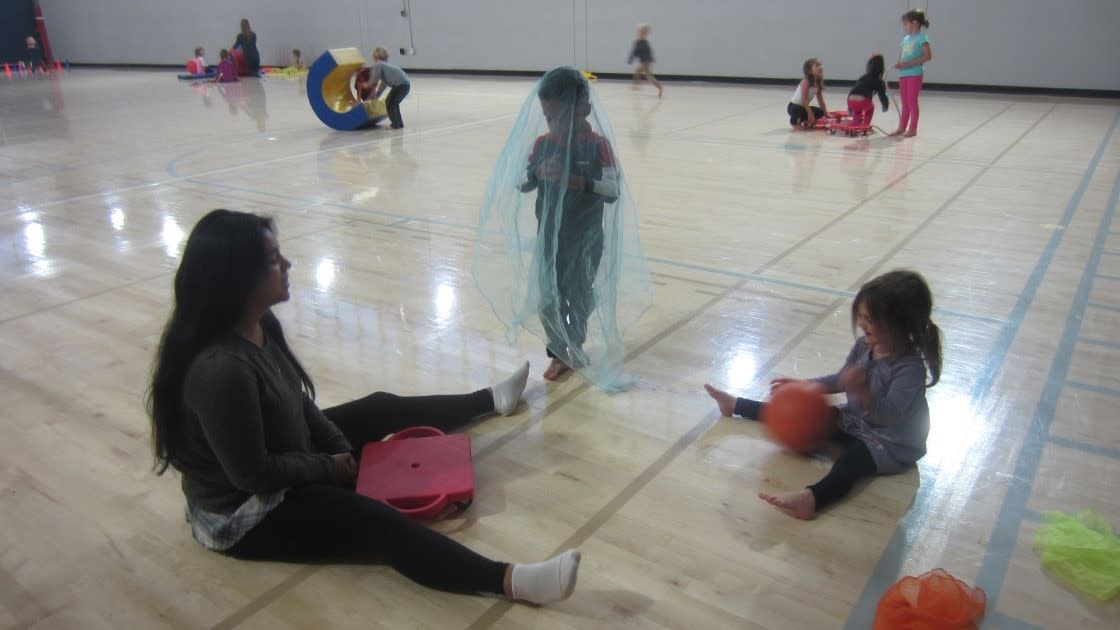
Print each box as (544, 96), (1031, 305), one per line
(386, 83), (411, 128)
(734, 397), (877, 510)
(225, 389), (507, 595)
(787, 102), (825, 126)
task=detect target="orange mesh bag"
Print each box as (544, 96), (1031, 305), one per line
(873, 569), (987, 630)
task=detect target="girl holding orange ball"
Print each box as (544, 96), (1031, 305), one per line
(704, 270), (942, 519)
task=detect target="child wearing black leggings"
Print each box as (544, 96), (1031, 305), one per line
(704, 270), (942, 519)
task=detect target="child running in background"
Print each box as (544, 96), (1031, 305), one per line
(893, 9), (932, 137)
(628, 23), (663, 97)
(847, 54), (889, 129)
(704, 270), (942, 519)
(788, 58), (827, 129)
(291, 48), (304, 69)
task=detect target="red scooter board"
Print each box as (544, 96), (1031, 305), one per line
(829, 123), (873, 136)
(356, 426), (474, 520)
(812, 110), (850, 129)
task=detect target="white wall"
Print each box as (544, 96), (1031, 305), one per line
(38, 0), (1120, 91)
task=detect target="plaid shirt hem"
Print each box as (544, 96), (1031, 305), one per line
(185, 490), (286, 551)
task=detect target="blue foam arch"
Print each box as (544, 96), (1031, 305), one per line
(306, 48), (387, 131)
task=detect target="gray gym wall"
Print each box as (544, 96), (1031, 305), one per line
(37, 0), (1120, 91)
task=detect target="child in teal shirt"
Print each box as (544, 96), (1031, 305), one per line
(892, 9), (932, 137)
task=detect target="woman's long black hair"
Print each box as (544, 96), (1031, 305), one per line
(146, 209), (313, 474)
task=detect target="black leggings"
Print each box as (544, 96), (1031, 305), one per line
(734, 397), (877, 510)
(787, 102), (825, 126)
(226, 389), (508, 595)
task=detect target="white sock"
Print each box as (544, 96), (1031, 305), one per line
(490, 360), (530, 416)
(510, 549), (581, 605)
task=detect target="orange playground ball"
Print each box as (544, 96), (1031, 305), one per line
(761, 382), (833, 453)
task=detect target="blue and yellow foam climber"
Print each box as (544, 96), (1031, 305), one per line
(307, 48), (388, 131)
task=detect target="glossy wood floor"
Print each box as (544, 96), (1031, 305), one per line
(1, 70), (1118, 629)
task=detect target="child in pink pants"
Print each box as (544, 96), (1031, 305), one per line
(893, 9), (932, 136)
(847, 54), (889, 128)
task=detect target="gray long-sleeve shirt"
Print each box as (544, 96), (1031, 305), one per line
(369, 61), (410, 99)
(814, 338), (930, 473)
(178, 331), (351, 514)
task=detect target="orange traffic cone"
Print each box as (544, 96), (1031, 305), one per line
(4, 64), (11, 80)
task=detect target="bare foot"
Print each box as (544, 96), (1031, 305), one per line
(758, 489), (816, 520)
(657, 86), (663, 98)
(902, 131), (917, 137)
(703, 384), (736, 417)
(542, 358), (572, 381)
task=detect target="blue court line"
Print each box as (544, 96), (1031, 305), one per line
(1102, 250), (1120, 255)
(973, 118), (1120, 615)
(1064, 380), (1120, 398)
(967, 111), (1120, 404)
(986, 611), (1047, 630)
(1047, 435), (1120, 460)
(844, 110), (1120, 630)
(1087, 301), (1120, 313)
(1022, 508), (1041, 522)
(1096, 273), (1120, 281)
(1077, 336), (1120, 350)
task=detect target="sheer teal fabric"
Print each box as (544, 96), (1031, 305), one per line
(473, 67), (651, 391)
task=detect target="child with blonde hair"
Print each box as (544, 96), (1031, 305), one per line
(628, 23), (663, 97)
(358, 47), (412, 129)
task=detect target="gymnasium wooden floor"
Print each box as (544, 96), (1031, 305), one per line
(1, 70), (1118, 629)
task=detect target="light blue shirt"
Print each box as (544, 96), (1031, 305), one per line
(899, 32), (930, 77)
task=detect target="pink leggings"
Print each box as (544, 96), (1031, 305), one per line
(898, 75), (923, 132)
(847, 97), (875, 127)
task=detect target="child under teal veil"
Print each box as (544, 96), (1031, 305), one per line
(472, 67), (652, 391)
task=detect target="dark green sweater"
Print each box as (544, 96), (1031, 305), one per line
(178, 332), (351, 513)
